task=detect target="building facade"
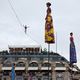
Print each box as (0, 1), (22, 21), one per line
(0, 45), (80, 80)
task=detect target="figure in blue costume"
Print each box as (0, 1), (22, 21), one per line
(11, 63), (15, 80)
(70, 32), (77, 64)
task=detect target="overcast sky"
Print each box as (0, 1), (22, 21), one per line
(0, 0), (80, 67)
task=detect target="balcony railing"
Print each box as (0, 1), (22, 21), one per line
(0, 51), (68, 62)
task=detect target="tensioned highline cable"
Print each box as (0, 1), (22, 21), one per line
(8, 0), (23, 27)
(8, 0), (30, 34)
(8, 0), (39, 44)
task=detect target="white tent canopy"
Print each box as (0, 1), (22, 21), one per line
(0, 32), (41, 51)
(8, 34), (40, 48)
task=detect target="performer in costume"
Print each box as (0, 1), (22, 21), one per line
(45, 2), (55, 44)
(70, 32), (77, 64)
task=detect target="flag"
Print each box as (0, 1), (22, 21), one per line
(70, 32), (77, 64)
(11, 64), (15, 80)
(45, 2), (55, 44)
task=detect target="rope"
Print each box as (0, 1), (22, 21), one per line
(8, 0), (23, 27)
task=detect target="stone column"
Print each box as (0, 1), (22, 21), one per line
(25, 60), (29, 78)
(0, 64), (2, 72)
(64, 63), (70, 80)
(52, 62), (56, 80)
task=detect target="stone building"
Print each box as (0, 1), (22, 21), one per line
(0, 33), (79, 80)
(0, 44), (80, 80)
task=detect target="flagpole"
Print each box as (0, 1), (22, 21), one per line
(56, 32), (57, 53)
(70, 63), (73, 80)
(48, 43), (50, 80)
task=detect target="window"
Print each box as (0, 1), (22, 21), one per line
(56, 77), (63, 80)
(42, 63), (51, 67)
(32, 76), (38, 80)
(29, 62), (38, 67)
(24, 78), (27, 80)
(3, 78), (6, 80)
(16, 72), (22, 75)
(42, 76), (51, 80)
(56, 73), (64, 80)
(15, 76), (23, 80)
(56, 63), (65, 67)
(3, 71), (9, 76)
(16, 62), (25, 67)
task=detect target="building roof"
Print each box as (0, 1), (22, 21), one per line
(8, 33), (40, 48)
(0, 33), (40, 51)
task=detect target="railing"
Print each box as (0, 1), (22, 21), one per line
(0, 51), (68, 62)
(0, 53), (61, 58)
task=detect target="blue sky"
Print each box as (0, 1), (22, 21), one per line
(0, 0), (80, 67)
